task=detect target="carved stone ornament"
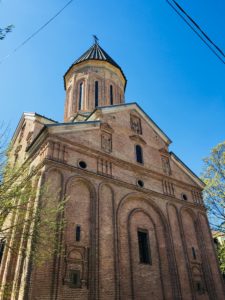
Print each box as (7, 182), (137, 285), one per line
(100, 122), (114, 133)
(129, 135), (146, 145)
(161, 156), (171, 176)
(101, 132), (112, 153)
(159, 147), (169, 155)
(130, 114), (142, 135)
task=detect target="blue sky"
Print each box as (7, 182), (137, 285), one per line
(0, 0), (224, 176)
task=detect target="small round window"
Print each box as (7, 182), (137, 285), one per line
(182, 193), (188, 201)
(137, 180), (144, 188)
(78, 161), (87, 169)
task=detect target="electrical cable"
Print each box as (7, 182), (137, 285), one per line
(166, 0), (225, 65)
(172, 0), (225, 58)
(0, 0), (75, 64)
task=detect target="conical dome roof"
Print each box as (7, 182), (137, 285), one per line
(74, 42), (121, 69)
(64, 40), (126, 86)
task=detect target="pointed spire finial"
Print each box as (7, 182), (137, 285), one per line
(93, 35), (99, 45)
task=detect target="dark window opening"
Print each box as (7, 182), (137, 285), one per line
(69, 270), (81, 288)
(0, 240), (5, 264)
(136, 145), (143, 164)
(192, 247), (196, 260)
(110, 85), (113, 105)
(182, 193), (188, 201)
(195, 281), (204, 294)
(78, 161), (87, 169)
(78, 82), (83, 110)
(138, 230), (151, 264)
(137, 180), (144, 188)
(76, 225), (81, 242)
(95, 81), (99, 107)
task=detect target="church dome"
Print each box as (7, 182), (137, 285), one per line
(64, 40), (127, 88)
(63, 39), (127, 121)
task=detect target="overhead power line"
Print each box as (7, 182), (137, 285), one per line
(166, 0), (225, 65)
(0, 0), (75, 64)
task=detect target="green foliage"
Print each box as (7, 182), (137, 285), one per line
(202, 141), (225, 231)
(0, 126), (66, 268)
(217, 242), (225, 275)
(0, 25), (14, 40)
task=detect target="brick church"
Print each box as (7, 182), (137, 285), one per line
(1, 40), (224, 299)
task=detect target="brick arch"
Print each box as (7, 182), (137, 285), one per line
(65, 175), (96, 199)
(98, 183), (116, 299)
(116, 193), (180, 300)
(27, 167), (64, 300)
(127, 208), (165, 300)
(180, 205), (197, 221)
(196, 211), (225, 299)
(63, 175), (97, 300)
(68, 248), (83, 260)
(180, 206), (214, 299)
(44, 167), (64, 187)
(166, 202), (193, 299)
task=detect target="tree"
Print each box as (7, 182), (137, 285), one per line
(0, 126), (65, 297)
(217, 241), (225, 278)
(202, 141), (225, 277)
(0, 25), (14, 40)
(202, 141), (225, 231)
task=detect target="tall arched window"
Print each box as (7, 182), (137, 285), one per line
(110, 85), (113, 105)
(78, 82), (83, 110)
(95, 81), (99, 107)
(136, 145), (143, 164)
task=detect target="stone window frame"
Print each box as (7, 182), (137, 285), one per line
(76, 79), (86, 112)
(137, 228), (152, 265)
(135, 144), (144, 164)
(75, 225), (81, 242)
(68, 269), (81, 288)
(78, 81), (84, 111)
(95, 80), (99, 107)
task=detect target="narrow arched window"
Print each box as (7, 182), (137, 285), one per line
(136, 145), (143, 164)
(110, 85), (113, 105)
(0, 240), (5, 264)
(78, 82), (83, 110)
(95, 81), (99, 107)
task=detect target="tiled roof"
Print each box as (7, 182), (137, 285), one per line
(64, 41), (127, 89)
(74, 42), (121, 69)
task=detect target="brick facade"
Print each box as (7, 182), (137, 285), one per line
(0, 42), (224, 300)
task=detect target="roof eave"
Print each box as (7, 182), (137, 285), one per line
(63, 60), (127, 91)
(170, 151), (205, 189)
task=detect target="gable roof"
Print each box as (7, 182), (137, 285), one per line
(11, 112), (57, 145)
(86, 102), (172, 145)
(170, 152), (205, 188)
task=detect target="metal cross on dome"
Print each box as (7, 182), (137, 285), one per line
(93, 35), (99, 44)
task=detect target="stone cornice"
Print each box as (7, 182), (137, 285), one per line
(129, 135), (146, 145)
(27, 133), (202, 192)
(42, 158), (206, 212)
